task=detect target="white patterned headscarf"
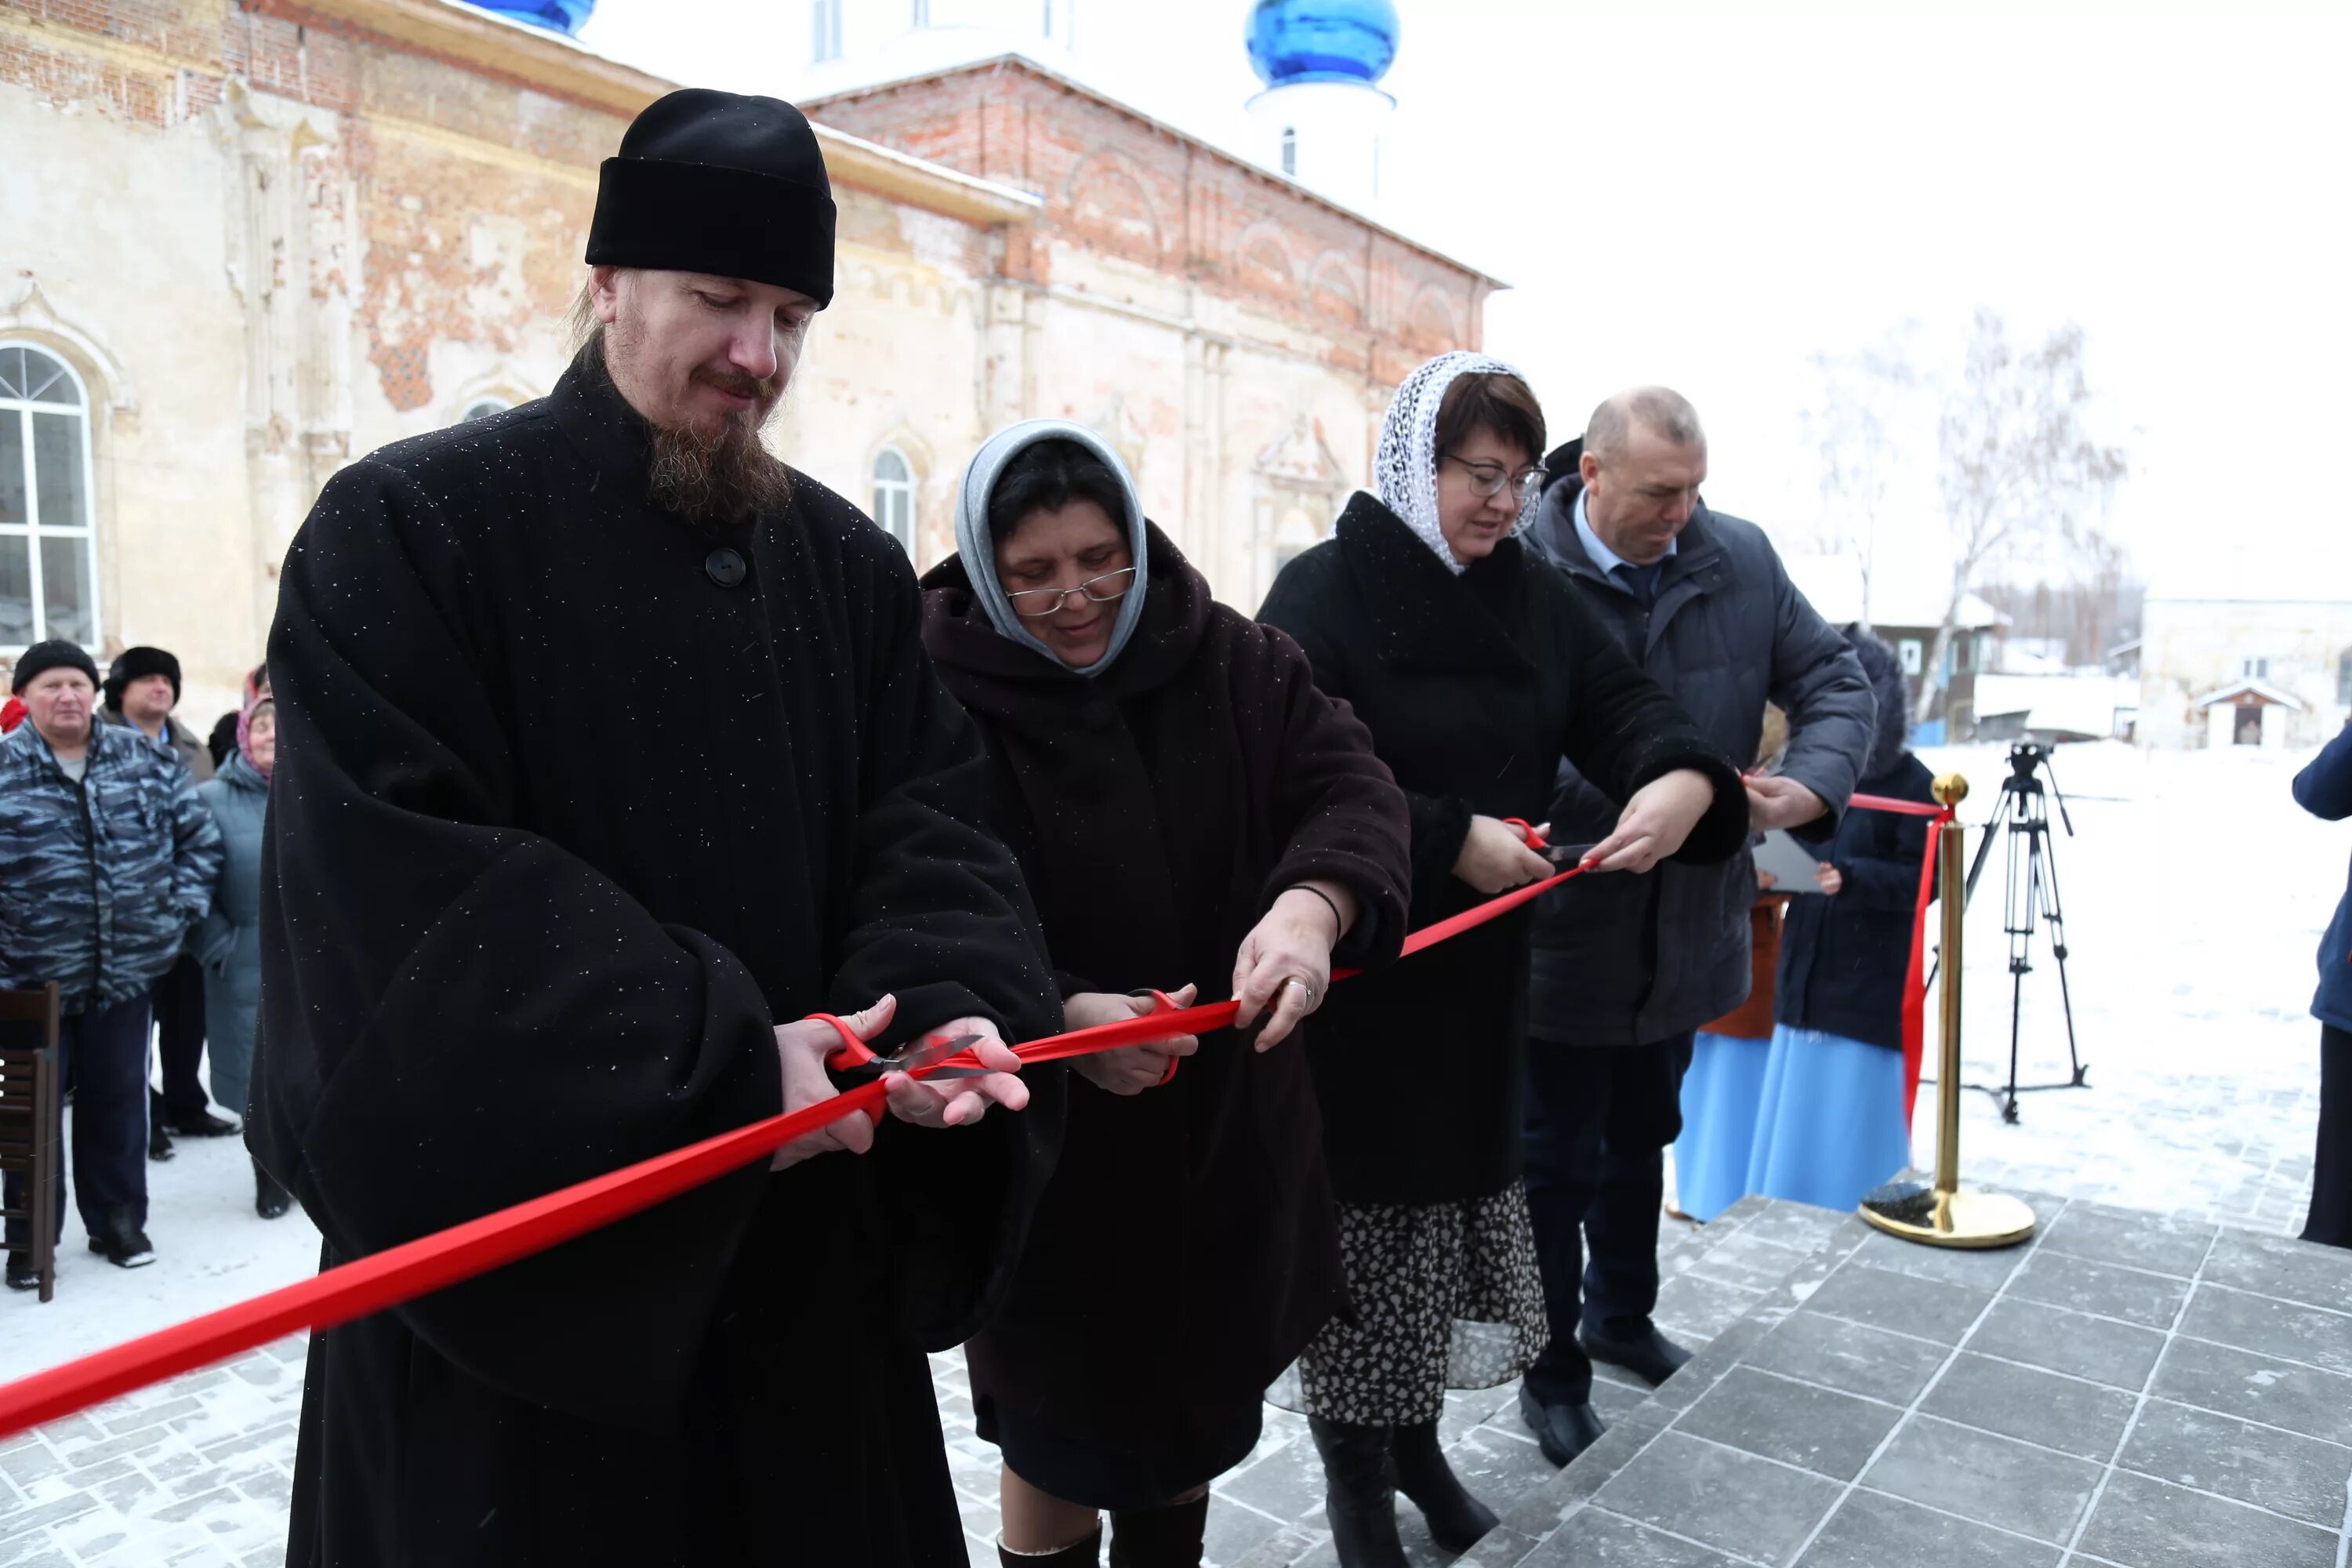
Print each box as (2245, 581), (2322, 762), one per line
(1374, 350), (1542, 575)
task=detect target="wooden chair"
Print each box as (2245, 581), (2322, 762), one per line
(0, 984), (64, 1304)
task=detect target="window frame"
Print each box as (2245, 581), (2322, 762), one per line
(0, 340), (102, 655)
(870, 445), (916, 554)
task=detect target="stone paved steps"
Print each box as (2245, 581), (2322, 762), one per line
(1089, 1195), (1860, 1568)
(1462, 1191), (2352, 1568)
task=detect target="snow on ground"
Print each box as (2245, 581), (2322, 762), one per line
(0, 1123), (323, 1381)
(1893, 739), (2328, 1232)
(3, 742), (2337, 1386)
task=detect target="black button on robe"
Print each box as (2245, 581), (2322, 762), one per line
(250, 362), (1065, 1566)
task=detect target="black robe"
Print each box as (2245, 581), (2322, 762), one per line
(920, 528), (1411, 1504)
(250, 360), (1065, 1566)
(1257, 495), (1748, 1205)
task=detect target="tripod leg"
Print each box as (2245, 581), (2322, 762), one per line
(2037, 830), (2088, 1086)
(1999, 815), (2038, 1123)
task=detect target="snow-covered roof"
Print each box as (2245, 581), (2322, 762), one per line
(2194, 677), (2307, 711)
(1974, 673), (2140, 736)
(1780, 554), (2005, 632)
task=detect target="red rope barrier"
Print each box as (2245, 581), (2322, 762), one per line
(1843, 792), (1956, 1123)
(0, 862), (1592, 1439)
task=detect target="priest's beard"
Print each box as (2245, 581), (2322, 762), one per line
(582, 326), (794, 535)
(648, 409), (794, 535)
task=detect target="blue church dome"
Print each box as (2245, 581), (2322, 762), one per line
(467, 0), (596, 36)
(1245, 0), (1400, 89)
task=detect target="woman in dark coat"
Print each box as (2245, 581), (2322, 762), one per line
(1748, 629), (1929, 1209)
(924, 421), (1413, 1568)
(1258, 353), (1748, 1568)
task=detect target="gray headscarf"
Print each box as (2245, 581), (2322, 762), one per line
(951, 419), (1152, 677)
(1374, 350), (1542, 575)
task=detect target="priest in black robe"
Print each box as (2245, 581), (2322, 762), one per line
(249, 89), (1066, 1566)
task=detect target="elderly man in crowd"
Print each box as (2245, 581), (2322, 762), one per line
(1515, 389), (1874, 1465)
(2, 640), (223, 1288)
(249, 89), (1065, 1566)
(101, 644), (237, 1155)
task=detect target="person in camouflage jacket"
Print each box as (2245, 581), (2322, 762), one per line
(1, 694), (223, 1011)
(2, 640), (223, 1281)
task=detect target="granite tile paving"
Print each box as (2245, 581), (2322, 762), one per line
(6, 1192), (2347, 1567)
(1471, 1193), (2352, 1568)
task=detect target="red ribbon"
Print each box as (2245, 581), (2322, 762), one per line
(0, 861), (1589, 1440)
(1842, 793), (1956, 1124)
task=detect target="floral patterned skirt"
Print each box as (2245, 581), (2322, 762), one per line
(1286, 1184), (1549, 1426)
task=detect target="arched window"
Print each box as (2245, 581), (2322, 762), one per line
(871, 447), (916, 554)
(0, 343), (98, 651)
(460, 397), (510, 423)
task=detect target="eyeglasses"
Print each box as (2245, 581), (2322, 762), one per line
(1007, 567), (1138, 618)
(1442, 452), (1544, 503)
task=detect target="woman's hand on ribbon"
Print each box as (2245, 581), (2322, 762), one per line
(1454, 814), (1554, 894)
(770, 1000), (888, 1170)
(1064, 985), (1201, 1094)
(1232, 884), (1351, 1050)
(880, 1017), (1029, 1128)
(1588, 768), (1717, 873)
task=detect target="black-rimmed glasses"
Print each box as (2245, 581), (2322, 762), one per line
(1007, 567), (1138, 618)
(1441, 452), (1543, 503)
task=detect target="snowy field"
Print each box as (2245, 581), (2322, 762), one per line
(2, 740), (2336, 1387)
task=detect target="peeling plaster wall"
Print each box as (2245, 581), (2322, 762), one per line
(4, 4), (1490, 713)
(0, 76), (251, 720)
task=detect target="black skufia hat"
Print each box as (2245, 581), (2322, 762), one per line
(586, 89), (838, 307)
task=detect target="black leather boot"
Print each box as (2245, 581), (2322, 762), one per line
(88, 1207), (154, 1269)
(1108, 1491), (1208, 1567)
(1390, 1421), (1498, 1551)
(1307, 1417), (1408, 1568)
(996, 1525), (1101, 1566)
(255, 1158), (293, 1221)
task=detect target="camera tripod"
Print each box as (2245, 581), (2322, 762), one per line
(1951, 742), (2088, 1123)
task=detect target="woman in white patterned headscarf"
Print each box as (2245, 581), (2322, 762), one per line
(1259, 353), (1745, 1568)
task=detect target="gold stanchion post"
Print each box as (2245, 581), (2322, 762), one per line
(1860, 773), (2037, 1249)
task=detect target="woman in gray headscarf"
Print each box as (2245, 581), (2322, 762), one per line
(1259, 353), (1746, 1568)
(920, 420), (1414, 1568)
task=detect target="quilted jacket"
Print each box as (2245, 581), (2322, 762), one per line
(0, 717), (223, 1012)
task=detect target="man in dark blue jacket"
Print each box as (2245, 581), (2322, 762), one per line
(2292, 722), (2352, 1249)
(2, 640), (223, 1287)
(1515, 390), (1873, 1465)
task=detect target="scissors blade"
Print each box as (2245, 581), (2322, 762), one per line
(1544, 843), (1601, 866)
(869, 1032), (985, 1078)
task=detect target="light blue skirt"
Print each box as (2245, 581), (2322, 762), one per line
(1671, 1030), (1772, 1223)
(1746, 1024), (1914, 1212)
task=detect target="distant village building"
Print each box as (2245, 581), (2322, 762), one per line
(0, 0), (1490, 716)
(2138, 591), (2352, 750)
(1781, 554), (2007, 742)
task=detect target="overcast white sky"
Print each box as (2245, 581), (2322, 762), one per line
(575, 2), (2352, 601)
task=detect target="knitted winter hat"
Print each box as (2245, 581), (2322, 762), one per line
(12, 638), (100, 695)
